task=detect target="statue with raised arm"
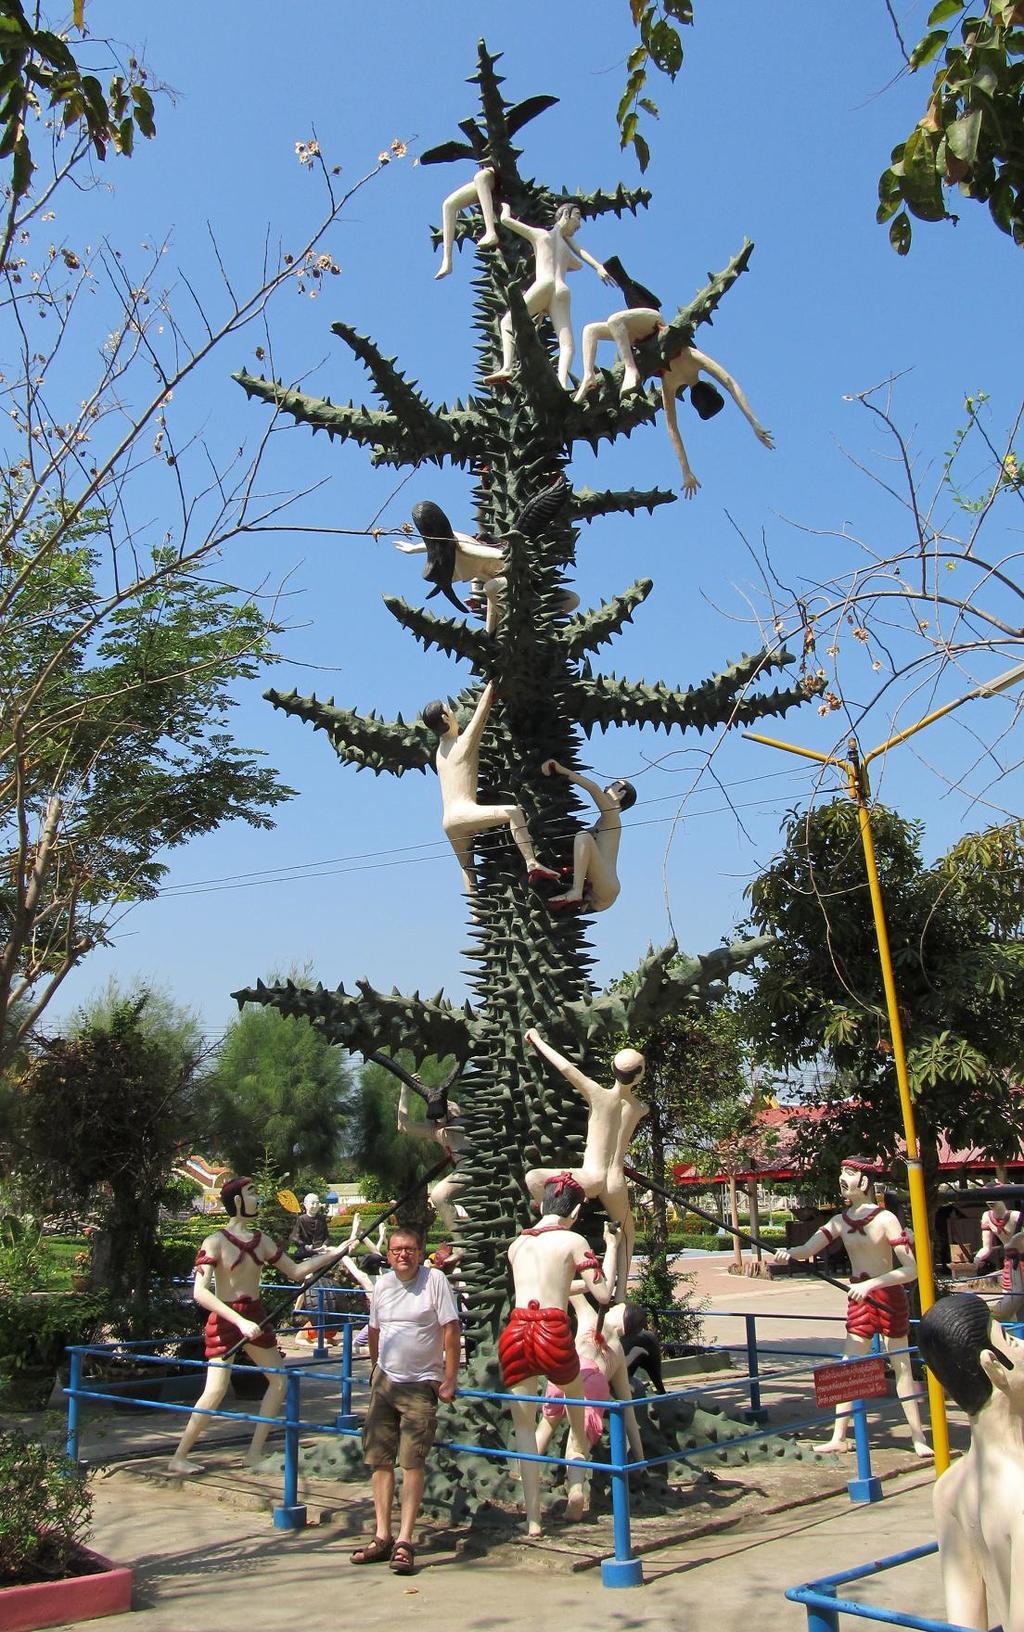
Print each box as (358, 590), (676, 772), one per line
(772, 1155), (930, 1456)
(168, 1176), (345, 1476)
(422, 681), (559, 895)
(524, 1029), (647, 1300)
(434, 164), (499, 280)
(395, 1083), (468, 1235)
(483, 201), (614, 389)
(540, 759), (635, 914)
(500, 1174), (618, 1532)
(972, 1198), (1023, 1302)
(917, 1293), (1024, 1632)
(573, 304), (773, 498)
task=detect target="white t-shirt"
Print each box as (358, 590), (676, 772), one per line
(369, 1265), (459, 1383)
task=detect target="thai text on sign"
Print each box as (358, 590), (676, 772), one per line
(813, 1355), (889, 1409)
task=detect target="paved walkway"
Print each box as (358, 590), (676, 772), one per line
(33, 1265), (965, 1631)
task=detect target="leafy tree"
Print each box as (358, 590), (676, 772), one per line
(11, 986), (203, 1294)
(741, 800), (1024, 1223)
(618, 1), (1024, 249)
(203, 992), (354, 1179)
(0, 13), (391, 1066)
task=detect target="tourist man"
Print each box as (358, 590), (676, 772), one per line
(917, 1293), (1024, 1632)
(772, 1155), (930, 1456)
(351, 1226), (461, 1576)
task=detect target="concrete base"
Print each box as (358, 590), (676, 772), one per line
(847, 1475), (883, 1503)
(272, 1503), (307, 1529)
(601, 1556), (644, 1588)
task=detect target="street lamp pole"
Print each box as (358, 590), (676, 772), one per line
(744, 656), (1024, 1477)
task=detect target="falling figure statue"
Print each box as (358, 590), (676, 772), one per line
(422, 680), (559, 895)
(524, 1028), (648, 1300)
(540, 758), (635, 914)
(483, 201), (613, 389)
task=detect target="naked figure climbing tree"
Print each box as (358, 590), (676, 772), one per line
(231, 40), (815, 1503)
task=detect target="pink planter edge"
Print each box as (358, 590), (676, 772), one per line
(0, 1545), (132, 1632)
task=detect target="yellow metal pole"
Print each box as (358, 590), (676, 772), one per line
(844, 743), (951, 1474)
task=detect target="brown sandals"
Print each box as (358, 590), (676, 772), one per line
(351, 1535), (394, 1565)
(390, 1540), (416, 1575)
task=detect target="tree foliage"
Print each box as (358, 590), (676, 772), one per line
(349, 1053), (460, 1206)
(620, 0), (1024, 249)
(202, 992), (354, 1179)
(11, 987), (203, 1294)
(741, 800), (1024, 1210)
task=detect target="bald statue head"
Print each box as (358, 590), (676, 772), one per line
(612, 1048), (645, 1088)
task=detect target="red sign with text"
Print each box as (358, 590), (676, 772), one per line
(813, 1356), (889, 1409)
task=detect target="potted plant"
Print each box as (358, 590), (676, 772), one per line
(0, 1431), (132, 1630)
(70, 1252), (92, 1295)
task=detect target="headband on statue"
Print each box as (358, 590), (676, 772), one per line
(841, 1156), (884, 1178)
(548, 1171), (585, 1204)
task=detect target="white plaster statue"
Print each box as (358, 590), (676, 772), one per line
(524, 1029), (648, 1300)
(168, 1177), (345, 1475)
(395, 1083), (468, 1235)
(498, 1174), (618, 1533)
(483, 201), (614, 390)
(535, 1294), (645, 1518)
(540, 759), (636, 914)
(772, 1156), (930, 1456)
(572, 305), (773, 497)
(917, 1293), (1024, 1632)
(434, 164), (499, 280)
(422, 680), (559, 895)
(397, 500), (579, 634)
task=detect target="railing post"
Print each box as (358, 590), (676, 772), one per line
(273, 1369), (307, 1529)
(805, 1590), (841, 1632)
(335, 1320), (357, 1429)
(600, 1403), (643, 1588)
(64, 1348), (83, 1468)
(743, 1312), (769, 1423)
(847, 1336), (883, 1503)
(313, 1286), (328, 1359)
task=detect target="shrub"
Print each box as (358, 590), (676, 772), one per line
(0, 1432), (92, 1585)
(0, 1214), (44, 1296)
(0, 1292), (105, 1391)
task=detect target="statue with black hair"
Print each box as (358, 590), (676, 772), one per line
(918, 1293), (1024, 1632)
(168, 1176), (345, 1476)
(539, 758), (636, 915)
(524, 1030), (647, 1300)
(422, 679), (558, 895)
(499, 1173), (619, 1533)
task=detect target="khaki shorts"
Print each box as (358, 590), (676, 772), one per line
(362, 1372), (439, 1470)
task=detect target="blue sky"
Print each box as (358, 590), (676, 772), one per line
(43, 2), (1024, 1044)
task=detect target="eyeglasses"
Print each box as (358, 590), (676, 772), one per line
(389, 1246), (420, 1256)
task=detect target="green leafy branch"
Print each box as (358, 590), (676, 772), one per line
(617, 0), (693, 171)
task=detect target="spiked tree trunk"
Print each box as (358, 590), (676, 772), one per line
(231, 41), (816, 1503)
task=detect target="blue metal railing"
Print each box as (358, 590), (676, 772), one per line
(786, 1541), (990, 1632)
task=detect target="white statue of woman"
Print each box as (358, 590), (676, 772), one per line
(572, 305), (773, 496)
(540, 759), (635, 914)
(434, 165), (499, 280)
(523, 1029), (648, 1300)
(483, 201), (614, 389)
(422, 680), (559, 895)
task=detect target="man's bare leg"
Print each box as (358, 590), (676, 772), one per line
(371, 1465), (396, 1539)
(246, 1364), (287, 1466)
(510, 1392), (544, 1535)
(168, 1361), (232, 1474)
(887, 1340), (931, 1456)
(397, 1464), (426, 1543)
(561, 1380), (589, 1520)
(821, 1336), (870, 1451)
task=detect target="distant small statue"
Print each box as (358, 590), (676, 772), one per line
(917, 1293), (1024, 1632)
(168, 1177), (344, 1476)
(483, 201), (614, 389)
(540, 759), (635, 914)
(434, 164), (499, 280)
(289, 1193), (329, 1261)
(573, 303), (773, 497)
(772, 1156), (930, 1456)
(972, 1198), (1023, 1300)
(524, 1029), (648, 1299)
(422, 680), (559, 894)
(499, 1174), (618, 1533)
